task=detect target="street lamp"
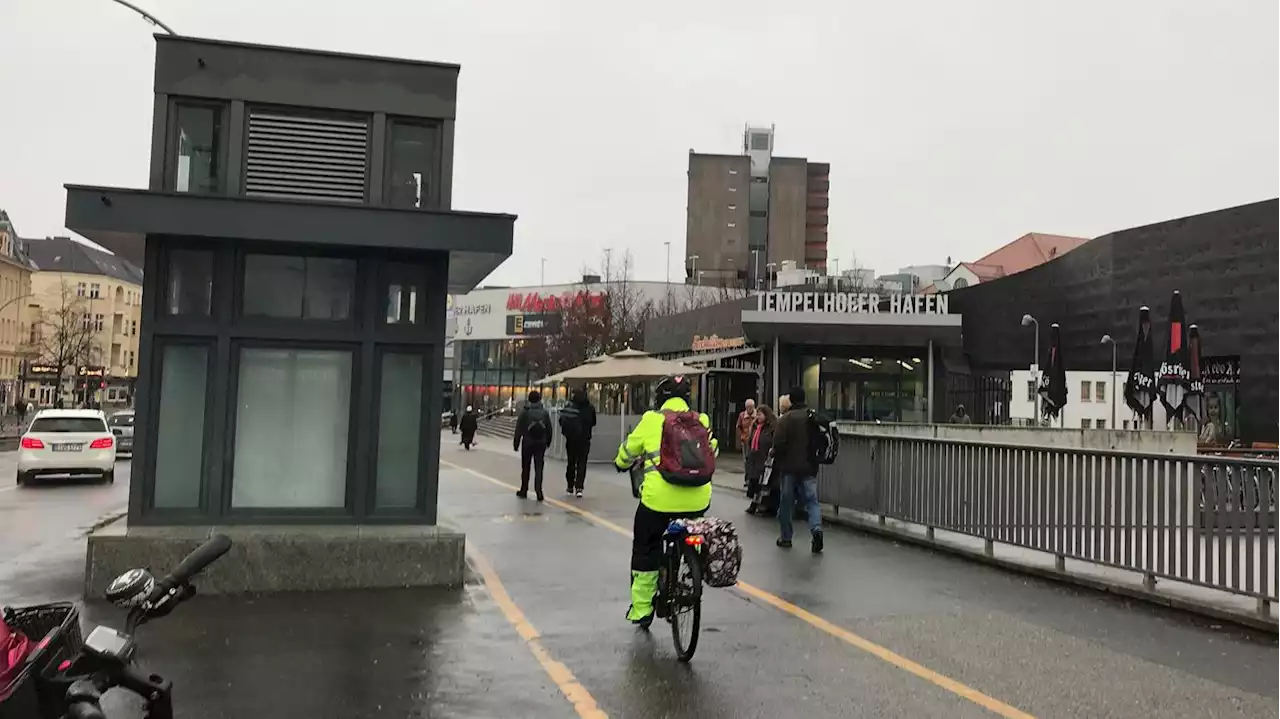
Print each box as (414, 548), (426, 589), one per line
(688, 254), (699, 282)
(663, 242), (671, 284)
(106, 0), (178, 34)
(540, 258), (546, 286)
(750, 249), (761, 291)
(697, 270), (706, 286)
(1101, 334), (1117, 429)
(1021, 313), (1040, 422)
(765, 262), (777, 290)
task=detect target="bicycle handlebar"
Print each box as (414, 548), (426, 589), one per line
(145, 534), (230, 603)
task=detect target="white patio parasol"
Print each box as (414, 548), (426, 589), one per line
(535, 348), (705, 439)
(533, 353), (611, 386)
(554, 348), (705, 382)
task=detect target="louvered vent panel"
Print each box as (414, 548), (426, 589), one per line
(244, 112), (369, 203)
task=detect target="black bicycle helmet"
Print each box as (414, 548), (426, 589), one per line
(655, 374), (692, 404)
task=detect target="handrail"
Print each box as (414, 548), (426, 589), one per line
(843, 428), (1278, 466)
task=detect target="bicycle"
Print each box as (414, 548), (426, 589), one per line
(620, 461), (709, 662)
(651, 519), (705, 662)
(18, 534), (232, 719)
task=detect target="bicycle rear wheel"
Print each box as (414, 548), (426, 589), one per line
(668, 542), (703, 662)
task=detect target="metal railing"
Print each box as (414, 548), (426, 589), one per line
(819, 435), (1278, 612)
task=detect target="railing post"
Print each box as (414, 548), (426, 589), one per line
(925, 526), (934, 541)
(1143, 572), (1156, 591)
(1054, 553), (1065, 572)
(983, 538), (994, 557)
(1257, 597), (1270, 617)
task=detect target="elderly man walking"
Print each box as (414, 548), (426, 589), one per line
(736, 398), (757, 473)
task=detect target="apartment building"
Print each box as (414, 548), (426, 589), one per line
(686, 125), (830, 288)
(0, 210), (35, 411)
(24, 236), (143, 407)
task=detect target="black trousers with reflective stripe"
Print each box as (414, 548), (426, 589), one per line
(631, 503), (707, 573)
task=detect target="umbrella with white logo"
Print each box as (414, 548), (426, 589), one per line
(1156, 291), (1190, 426)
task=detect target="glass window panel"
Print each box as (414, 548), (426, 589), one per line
(232, 348), (352, 508)
(166, 249), (213, 316)
(174, 105), (222, 193)
(243, 255), (355, 320)
(383, 264), (421, 325)
(386, 121), (438, 209)
(376, 353), (423, 509)
(153, 345), (208, 508)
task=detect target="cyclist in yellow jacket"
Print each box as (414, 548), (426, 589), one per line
(614, 375), (719, 626)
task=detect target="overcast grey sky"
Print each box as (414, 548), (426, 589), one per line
(1, 0), (1275, 286)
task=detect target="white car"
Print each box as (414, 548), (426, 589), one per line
(17, 409), (118, 486)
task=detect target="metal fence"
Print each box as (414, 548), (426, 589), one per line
(818, 435), (1278, 611)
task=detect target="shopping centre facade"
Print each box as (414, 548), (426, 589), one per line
(448, 280), (721, 412)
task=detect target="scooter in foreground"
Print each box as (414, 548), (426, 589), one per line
(3, 534), (232, 719)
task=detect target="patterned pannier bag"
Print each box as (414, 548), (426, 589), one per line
(677, 517), (743, 588)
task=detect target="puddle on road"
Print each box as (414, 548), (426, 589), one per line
(492, 513), (551, 523)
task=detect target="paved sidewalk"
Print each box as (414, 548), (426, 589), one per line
(5, 441), (1275, 718)
(441, 442), (1276, 718)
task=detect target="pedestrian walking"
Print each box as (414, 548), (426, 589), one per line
(514, 390), (553, 501)
(449, 409), (459, 434)
(771, 386), (824, 553)
(736, 398), (757, 472)
(558, 387), (597, 497)
(744, 405), (776, 515)
(949, 404), (970, 424)
(459, 406), (478, 449)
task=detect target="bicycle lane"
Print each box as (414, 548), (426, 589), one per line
(440, 441), (1278, 719)
(440, 445), (1011, 719)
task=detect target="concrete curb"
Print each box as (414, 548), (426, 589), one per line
(708, 476), (1278, 634)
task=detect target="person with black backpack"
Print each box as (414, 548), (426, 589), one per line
(770, 386), (826, 553)
(558, 387), (597, 497)
(514, 390), (554, 501)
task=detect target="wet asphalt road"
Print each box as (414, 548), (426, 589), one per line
(438, 443), (1277, 719)
(0, 451), (131, 605)
(3, 442), (1275, 718)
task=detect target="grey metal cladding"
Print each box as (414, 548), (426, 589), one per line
(244, 111), (369, 203)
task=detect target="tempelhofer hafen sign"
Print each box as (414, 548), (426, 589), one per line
(756, 291), (951, 315)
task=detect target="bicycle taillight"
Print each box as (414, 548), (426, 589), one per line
(684, 535), (704, 546)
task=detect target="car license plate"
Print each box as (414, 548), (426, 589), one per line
(52, 443), (84, 452)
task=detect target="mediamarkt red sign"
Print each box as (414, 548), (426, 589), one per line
(507, 290), (606, 313)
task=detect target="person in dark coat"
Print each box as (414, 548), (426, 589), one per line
(449, 409), (459, 434)
(513, 390), (553, 501)
(744, 405), (777, 515)
(459, 405), (479, 448)
(558, 387), (598, 497)
(771, 386), (824, 553)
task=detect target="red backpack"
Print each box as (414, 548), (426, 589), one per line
(656, 410), (716, 486)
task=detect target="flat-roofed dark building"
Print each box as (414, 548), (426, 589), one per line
(67, 35), (515, 593)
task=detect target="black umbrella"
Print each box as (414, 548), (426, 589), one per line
(1181, 324), (1204, 424)
(1157, 290), (1190, 425)
(1037, 323), (1068, 420)
(1122, 306), (1157, 425)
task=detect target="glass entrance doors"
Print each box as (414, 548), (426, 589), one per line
(804, 354), (928, 423)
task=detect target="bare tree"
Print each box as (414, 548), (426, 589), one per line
(516, 248), (752, 375)
(32, 280), (98, 397)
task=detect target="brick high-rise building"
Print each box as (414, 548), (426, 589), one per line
(685, 125), (829, 288)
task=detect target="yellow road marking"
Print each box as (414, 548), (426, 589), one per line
(443, 459), (1037, 719)
(467, 543), (608, 719)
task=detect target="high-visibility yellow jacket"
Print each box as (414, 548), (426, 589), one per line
(614, 397), (719, 513)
